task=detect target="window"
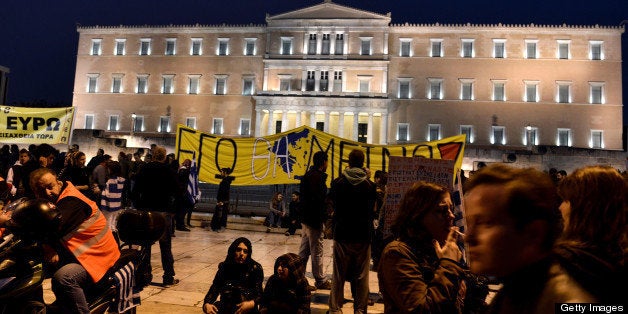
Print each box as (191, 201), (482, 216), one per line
(590, 130), (603, 148)
(319, 71), (329, 92)
(136, 75), (148, 94)
(557, 128), (571, 146)
(281, 37), (293, 55)
(308, 34), (317, 55)
(108, 115), (119, 131)
(114, 39), (126, 55)
(215, 76), (227, 95)
(275, 121), (283, 134)
(524, 81), (539, 102)
(162, 75), (174, 94)
(84, 114), (94, 129)
(461, 39), (474, 58)
(306, 71), (315, 91)
(358, 76), (371, 93)
(186, 117), (197, 129)
(430, 39), (443, 57)
(428, 78), (443, 100)
(524, 126), (538, 146)
(244, 38), (256, 56)
(133, 115), (144, 132)
(239, 119), (251, 136)
(335, 34), (344, 55)
(557, 82), (571, 103)
(460, 125), (473, 143)
(188, 75), (200, 94)
(140, 38), (151, 55)
(321, 34), (330, 55)
(165, 38), (176, 55)
(242, 77), (254, 95)
(358, 123), (368, 143)
(590, 82), (604, 104)
(159, 116), (170, 133)
(428, 124), (441, 141)
(492, 80), (506, 101)
(460, 79), (474, 100)
(91, 39), (102, 55)
(111, 75), (123, 93)
(217, 38), (229, 56)
(400, 39), (412, 57)
(525, 40), (537, 59)
(589, 41), (603, 60)
(557, 40), (570, 59)
(491, 126), (506, 145)
(333, 71), (343, 92)
(493, 39), (506, 58)
(397, 123), (409, 142)
(360, 37), (372, 55)
(315, 122), (324, 131)
(191, 38), (202, 55)
(398, 78), (411, 99)
(279, 75), (291, 91)
(87, 74), (99, 93)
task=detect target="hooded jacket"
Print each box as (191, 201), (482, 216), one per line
(260, 253), (311, 314)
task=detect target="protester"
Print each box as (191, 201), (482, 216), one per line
(62, 151), (99, 201)
(285, 191), (301, 236)
(131, 145), (179, 286)
(327, 149), (377, 314)
(259, 253), (311, 314)
(371, 170), (388, 268)
(175, 159), (195, 231)
(6, 148), (30, 198)
(203, 237), (263, 314)
(100, 161), (126, 233)
(464, 164), (593, 313)
(555, 165), (627, 303)
(211, 167), (235, 232)
(298, 151), (332, 290)
(265, 192), (285, 233)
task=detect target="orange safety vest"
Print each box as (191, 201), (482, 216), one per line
(59, 182), (120, 282)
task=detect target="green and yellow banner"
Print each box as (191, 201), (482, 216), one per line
(0, 106), (74, 144)
(175, 124), (465, 186)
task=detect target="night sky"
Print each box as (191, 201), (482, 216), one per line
(1, 0), (626, 121)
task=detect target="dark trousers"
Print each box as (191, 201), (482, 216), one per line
(210, 203), (228, 230)
(142, 213), (175, 282)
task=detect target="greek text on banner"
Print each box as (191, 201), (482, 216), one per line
(0, 106), (75, 144)
(175, 124), (466, 186)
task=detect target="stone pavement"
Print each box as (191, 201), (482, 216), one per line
(44, 213), (385, 313)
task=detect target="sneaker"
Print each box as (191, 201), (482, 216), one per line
(284, 231), (290, 236)
(163, 278), (179, 286)
(266, 227), (271, 233)
(315, 280), (332, 290)
(176, 226), (191, 232)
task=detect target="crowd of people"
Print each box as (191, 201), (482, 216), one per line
(0, 143), (625, 314)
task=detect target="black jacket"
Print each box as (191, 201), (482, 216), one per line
(299, 167), (328, 228)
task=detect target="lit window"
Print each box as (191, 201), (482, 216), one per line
(186, 117), (197, 129)
(397, 123), (409, 142)
(188, 75), (200, 94)
(242, 77), (255, 95)
(114, 39), (126, 55)
(398, 78), (412, 99)
(460, 125), (474, 143)
(492, 80), (506, 101)
(87, 74), (99, 93)
(400, 39), (412, 57)
(360, 37), (372, 56)
(428, 78), (443, 100)
(428, 124), (441, 141)
(91, 39), (102, 56)
(335, 33), (344, 55)
(162, 75), (174, 94)
(491, 126), (506, 145)
(493, 39), (506, 58)
(136, 75), (148, 94)
(281, 37), (293, 55)
(524, 126), (538, 146)
(524, 81), (539, 102)
(159, 116), (170, 133)
(108, 115), (119, 131)
(215, 75), (227, 95)
(589, 41), (603, 60)
(430, 39), (443, 57)
(213, 118), (223, 135)
(589, 82), (604, 104)
(460, 79), (474, 100)
(191, 38), (202, 55)
(308, 34), (317, 55)
(556, 82), (571, 103)
(217, 38), (229, 55)
(590, 130), (603, 148)
(319, 71), (329, 92)
(525, 40), (538, 59)
(306, 71), (315, 91)
(358, 76), (371, 93)
(279, 75), (291, 91)
(165, 38), (176, 55)
(333, 71), (343, 92)
(239, 119), (251, 136)
(111, 74), (123, 93)
(84, 114), (94, 129)
(461, 39), (474, 58)
(132, 115), (144, 132)
(244, 38), (256, 56)
(321, 34), (331, 55)
(557, 128), (571, 146)
(557, 40), (570, 59)
(140, 38), (151, 55)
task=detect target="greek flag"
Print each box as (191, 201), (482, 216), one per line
(187, 159), (199, 204)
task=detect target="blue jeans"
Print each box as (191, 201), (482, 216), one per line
(142, 212), (175, 282)
(51, 263), (91, 314)
(298, 223), (326, 283)
(267, 211), (283, 227)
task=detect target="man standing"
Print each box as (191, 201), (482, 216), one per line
(298, 151), (332, 290)
(210, 168), (234, 232)
(132, 145), (179, 286)
(327, 149), (376, 314)
(464, 164), (593, 313)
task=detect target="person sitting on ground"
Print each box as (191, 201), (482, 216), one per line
(203, 237), (263, 314)
(285, 191), (301, 236)
(378, 181), (487, 314)
(265, 192), (285, 232)
(555, 165), (627, 304)
(259, 253), (311, 314)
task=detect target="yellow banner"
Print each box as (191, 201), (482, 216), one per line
(175, 124), (465, 186)
(0, 106), (74, 144)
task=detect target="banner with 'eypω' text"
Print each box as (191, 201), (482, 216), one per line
(175, 124), (466, 186)
(0, 106), (75, 144)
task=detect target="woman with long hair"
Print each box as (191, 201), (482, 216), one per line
(556, 166), (627, 303)
(203, 237), (264, 314)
